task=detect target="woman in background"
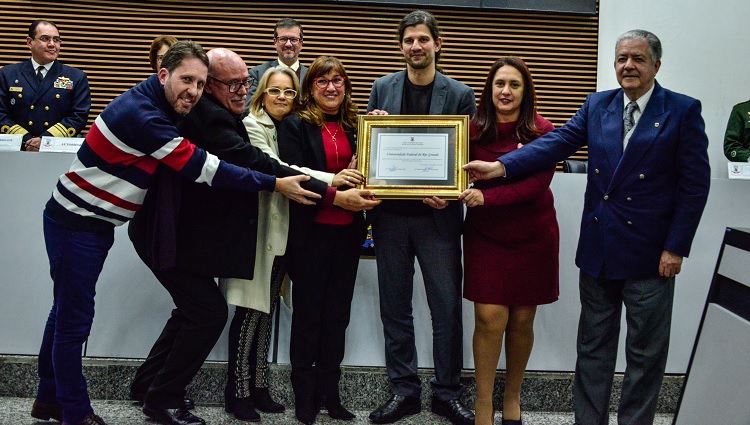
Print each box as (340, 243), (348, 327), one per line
(148, 35), (177, 72)
(221, 66), (363, 422)
(459, 57), (559, 425)
(278, 56), (374, 424)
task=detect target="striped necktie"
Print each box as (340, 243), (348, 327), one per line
(623, 101), (639, 136)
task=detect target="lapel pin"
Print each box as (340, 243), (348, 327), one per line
(654, 122), (660, 128)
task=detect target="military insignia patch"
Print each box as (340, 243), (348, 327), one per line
(54, 76), (73, 90)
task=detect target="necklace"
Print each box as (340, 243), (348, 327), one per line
(324, 122), (341, 164)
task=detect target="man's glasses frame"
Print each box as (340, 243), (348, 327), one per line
(210, 77), (256, 93)
(34, 36), (62, 44)
(274, 37), (302, 45)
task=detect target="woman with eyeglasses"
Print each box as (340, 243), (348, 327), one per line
(277, 56), (374, 424)
(459, 57), (559, 425)
(148, 35), (177, 72)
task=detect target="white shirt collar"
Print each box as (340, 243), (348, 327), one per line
(623, 83), (655, 124)
(31, 58), (53, 72)
(278, 60), (300, 72)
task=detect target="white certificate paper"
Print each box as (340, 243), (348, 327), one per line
(39, 136), (85, 153)
(375, 133), (448, 180)
(0, 134), (22, 152)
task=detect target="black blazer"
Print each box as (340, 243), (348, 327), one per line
(277, 114), (367, 247)
(129, 94), (328, 279)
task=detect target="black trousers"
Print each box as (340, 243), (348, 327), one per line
(130, 260), (228, 409)
(286, 223), (361, 402)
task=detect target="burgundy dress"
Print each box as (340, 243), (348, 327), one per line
(463, 115), (559, 306)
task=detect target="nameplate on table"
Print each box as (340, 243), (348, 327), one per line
(728, 162), (750, 180)
(0, 134), (22, 152)
(39, 136), (85, 153)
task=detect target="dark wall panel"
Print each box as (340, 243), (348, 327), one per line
(1, 0), (598, 164)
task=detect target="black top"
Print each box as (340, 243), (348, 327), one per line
(385, 77), (436, 216)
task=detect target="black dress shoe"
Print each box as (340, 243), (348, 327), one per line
(142, 404), (206, 425)
(501, 418), (523, 425)
(369, 394), (421, 424)
(31, 399), (62, 422)
(431, 396), (474, 425)
(224, 393), (260, 422)
(131, 392), (195, 411)
(250, 387), (285, 413)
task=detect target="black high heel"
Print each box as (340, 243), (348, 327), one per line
(225, 393), (261, 422)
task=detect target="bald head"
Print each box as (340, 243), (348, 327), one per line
(205, 48), (251, 115)
(207, 48), (245, 76)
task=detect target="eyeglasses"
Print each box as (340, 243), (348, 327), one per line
(265, 87), (297, 99)
(210, 77), (255, 93)
(313, 76), (346, 89)
(275, 37), (302, 45)
(34, 36), (62, 44)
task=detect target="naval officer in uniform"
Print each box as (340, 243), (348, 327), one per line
(0, 20), (91, 151)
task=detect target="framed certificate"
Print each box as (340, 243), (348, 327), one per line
(356, 115), (469, 200)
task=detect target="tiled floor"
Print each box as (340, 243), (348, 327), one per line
(0, 397), (674, 425)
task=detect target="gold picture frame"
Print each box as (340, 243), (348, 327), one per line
(356, 114), (470, 200)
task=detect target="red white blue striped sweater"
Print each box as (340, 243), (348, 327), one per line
(45, 74), (275, 230)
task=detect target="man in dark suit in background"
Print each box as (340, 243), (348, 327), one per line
(0, 19), (90, 151)
(366, 10), (475, 425)
(243, 17), (307, 116)
(464, 29), (710, 425)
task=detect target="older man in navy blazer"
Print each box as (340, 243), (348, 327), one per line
(464, 30), (710, 425)
(366, 10), (476, 425)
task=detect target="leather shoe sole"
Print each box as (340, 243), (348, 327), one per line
(132, 393), (195, 411)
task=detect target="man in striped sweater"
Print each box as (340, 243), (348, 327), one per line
(31, 40), (328, 425)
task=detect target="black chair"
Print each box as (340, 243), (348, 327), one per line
(562, 159), (588, 173)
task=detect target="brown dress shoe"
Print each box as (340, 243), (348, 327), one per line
(62, 412), (108, 425)
(31, 399), (63, 422)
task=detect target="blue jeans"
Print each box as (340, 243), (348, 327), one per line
(37, 212), (114, 424)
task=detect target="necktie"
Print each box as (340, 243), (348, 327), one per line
(36, 65), (44, 83)
(623, 101), (639, 136)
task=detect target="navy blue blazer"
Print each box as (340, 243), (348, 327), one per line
(0, 59), (91, 143)
(500, 82), (710, 279)
(366, 70), (476, 241)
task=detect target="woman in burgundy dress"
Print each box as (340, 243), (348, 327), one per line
(459, 57), (559, 425)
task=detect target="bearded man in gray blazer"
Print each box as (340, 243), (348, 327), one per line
(366, 10), (476, 425)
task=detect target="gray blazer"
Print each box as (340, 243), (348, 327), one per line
(366, 70), (476, 240)
(243, 59), (308, 117)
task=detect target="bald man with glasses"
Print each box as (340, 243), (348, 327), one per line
(0, 19), (90, 151)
